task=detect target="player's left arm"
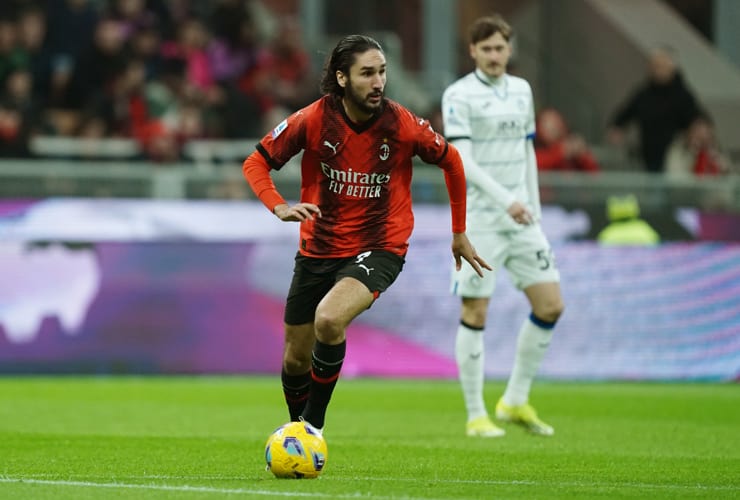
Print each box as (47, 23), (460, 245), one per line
(409, 110), (491, 276)
(525, 138), (541, 220)
(438, 144), (492, 277)
(407, 111), (467, 234)
(525, 91), (542, 221)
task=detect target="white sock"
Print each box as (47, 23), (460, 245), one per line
(502, 316), (553, 407)
(455, 323), (487, 420)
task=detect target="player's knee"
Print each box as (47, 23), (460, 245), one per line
(313, 309), (345, 344)
(283, 350), (311, 373)
(461, 298), (489, 327)
(534, 299), (564, 324)
(284, 324), (315, 370)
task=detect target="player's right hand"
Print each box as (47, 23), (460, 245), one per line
(273, 203), (322, 222)
(452, 232), (492, 278)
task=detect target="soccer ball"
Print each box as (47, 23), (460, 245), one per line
(264, 421), (328, 479)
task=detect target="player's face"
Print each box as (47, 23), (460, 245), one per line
(338, 49), (386, 120)
(470, 32), (511, 79)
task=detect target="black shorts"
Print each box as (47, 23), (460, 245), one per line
(284, 250), (405, 325)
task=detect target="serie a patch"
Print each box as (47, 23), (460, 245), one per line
(271, 119), (288, 139)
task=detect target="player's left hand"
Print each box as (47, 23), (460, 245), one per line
(507, 201), (534, 225)
(451, 233), (492, 278)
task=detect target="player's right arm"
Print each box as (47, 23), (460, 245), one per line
(242, 107), (321, 222)
(242, 152), (320, 222)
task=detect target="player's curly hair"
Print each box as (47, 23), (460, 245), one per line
(469, 14), (513, 44)
(320, 34), (383, 96)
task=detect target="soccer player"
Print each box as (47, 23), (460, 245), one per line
(441, 15), (564, 437)
(242, 34), (490, 433)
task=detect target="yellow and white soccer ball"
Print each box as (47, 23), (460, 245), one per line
(264, 421), (328, 479)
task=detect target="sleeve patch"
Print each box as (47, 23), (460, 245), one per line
(270, 119), (288, 139)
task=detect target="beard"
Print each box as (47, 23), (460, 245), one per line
(344, 79), (383, 116)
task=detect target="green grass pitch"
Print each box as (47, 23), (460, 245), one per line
(1, 376), (738, 499)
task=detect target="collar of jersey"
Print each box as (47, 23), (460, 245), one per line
(333, 94), (383, 134)
(474, 69), (508, 99)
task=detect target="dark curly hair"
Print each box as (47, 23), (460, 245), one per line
(319, 34), (383, 96)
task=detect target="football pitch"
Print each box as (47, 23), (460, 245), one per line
(1, 377), (738, 499)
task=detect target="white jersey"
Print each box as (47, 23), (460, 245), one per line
(442, 69), (540, 232)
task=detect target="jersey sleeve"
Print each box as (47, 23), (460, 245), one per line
(437, 143), (467, 233)
(441, 87), (472, 141)
(524, 85), (541, 218)
(255, 107), (309, 169)
(242, 106), (310, 212)
(242, 150), (286, 212)
(407, 110), (448, 165)
(526, 84), (536, 140)
(400, 105), (466, 233)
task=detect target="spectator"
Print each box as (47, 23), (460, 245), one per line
(664, 112), (731, 178)
(200, 1), (265, 137)
(65, 17), (130, 116)
(0, 1), (31, 20)
(606, 46), (700, 173)
(251, 16), (317, 117)
(0, 17), (27, 89)
(0, 68), (41, 157)
(16, 6), (52, 107)
(597, 194), (660, 246)
(160, 17), (214, 93)
(201, 78), (263, 139)
(77, 57), (149, 139)
(0, 1), (298, 152)
(140, 55), (207, 162)
(207, 0), (259, 84)
(129, 23), (163, 81)
(104, 0), (160, 42)
(43, 0), (98, 109)
(535, 107), (600, 172)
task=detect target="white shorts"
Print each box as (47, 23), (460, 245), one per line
(451, 224), (560, 298)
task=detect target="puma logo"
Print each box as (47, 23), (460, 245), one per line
(470, 352), (482, 360)
(323, 140), (340, 155)
(358, 264), (374, 275)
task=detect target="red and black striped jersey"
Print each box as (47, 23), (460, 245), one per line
(243, 94), (466, 258)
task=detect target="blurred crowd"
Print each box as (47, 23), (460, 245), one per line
(0, 0), (319, 161)
(0, 1), (734, 177)
(604, 46), (731, 178)
(534, 46), (733, 178)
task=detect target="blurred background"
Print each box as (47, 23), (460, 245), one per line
(0, 0), (738, 380)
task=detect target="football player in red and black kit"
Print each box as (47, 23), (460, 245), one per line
(243, 34), (490, 433)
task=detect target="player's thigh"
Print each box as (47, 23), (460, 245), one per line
(451, 232), (506, 298)
(505, 225), (560, 290)
(316, 277), (375, 329)
(285, 250), (404, 327)
(284, 254), (338, 325)
(317, 250), (404, 341)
